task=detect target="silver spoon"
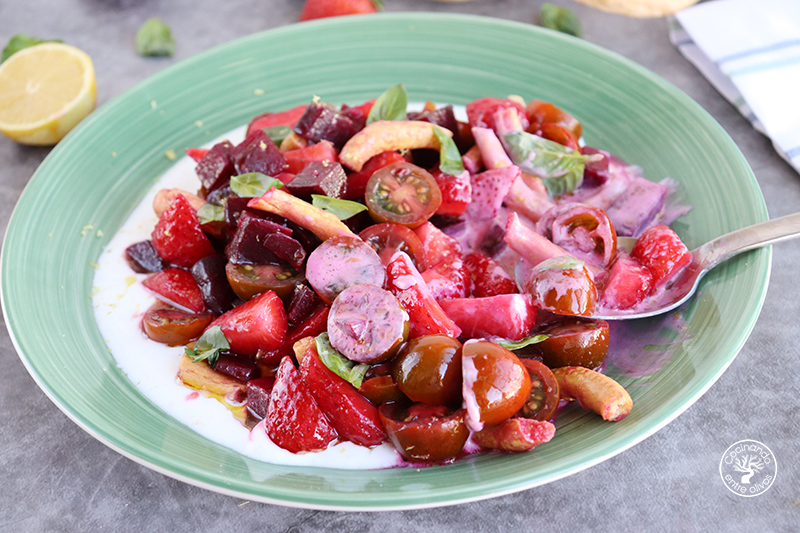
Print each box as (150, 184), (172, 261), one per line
(593, 212), (800, 320)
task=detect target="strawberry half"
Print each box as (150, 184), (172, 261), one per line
(206, 290), (287, 356)
(283, 140), (339, 174)
(266, 356), (337, 453)
(299, 0), (380, 21)
(464, 252), (519, 297)
(600, 252), (653, 309)
(630, 225), (691, 290)
(151, 194), (216, 269)
(431, 167), (471, 218)
(142, 268), (205, 313)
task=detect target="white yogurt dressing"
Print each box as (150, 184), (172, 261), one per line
(92, 125), (401, 469)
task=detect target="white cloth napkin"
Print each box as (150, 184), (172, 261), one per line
(669, 0), (800, 173)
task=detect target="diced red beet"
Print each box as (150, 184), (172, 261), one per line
(409, 104), (459, 138)
(431, 167), (471, 218)
(214, 352), (259, 382)
(440, 293), (536, 341)
(286, 160), (347, 199)
(293, 100), (359, 150)
(262, 232), (307, 271)
(224, 196), (290, 240)
(341, 150), (407, 200)
(151, 195), (216, 269)
(142, 268), (206, 314)
(464, 252), (519, 297)
(581, 146), (611, 187)
(605, 177), (668, 237)
(266, 356), (337, 453)
(340, 99), (375, 131)
(125, 240), (165, 273)
(283, 140), (339, 175)
(207, 290), (287, 356)
(231, 130), (288, 177)
(246, 376), (276, 420)
(299, 345), (387, 447)
(246, 104), (308, 137)
(195, 141), (235, 194)
(190, 254), (237, 315)
(286, 284), (323, 326)
(185, 147), (209, 163)
(226, 212), (289, 266)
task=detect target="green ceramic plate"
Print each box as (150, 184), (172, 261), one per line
(1, 14), (768, 510)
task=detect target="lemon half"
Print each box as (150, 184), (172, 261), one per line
(0, 42), (96, 145)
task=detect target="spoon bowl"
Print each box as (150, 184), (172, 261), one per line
(592, 212), (800, 320)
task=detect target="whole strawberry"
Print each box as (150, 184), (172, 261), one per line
(299, 0), (382, 21)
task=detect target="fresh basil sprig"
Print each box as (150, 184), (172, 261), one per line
(503, 130), (601, 197)
(230, 172), (283, 198)
(433, 126), (465, 176)
(314, 333), (369, 389)
(2, 34), (63, 63)
(311, 195), (367, 220)
(367, 83), (408, 124)
(262, 125), (292, 146)
(494, 334), (549, 351)
(185, 326), (229, 368)
(196, 203), (225, 225)
(135, 18), (175, 57)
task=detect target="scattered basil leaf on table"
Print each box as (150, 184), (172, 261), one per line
(185, 326), (229, 367)
(2, 34), (63, 63)
(539, 3), (582, 37)
(135, 18), (176, 57)
(312, 194), (368, 220)
(315, 333), (369, 389)
(367, 83), (408, 124)
(230, 172), (283, 197)
(433, 126), (465, 176)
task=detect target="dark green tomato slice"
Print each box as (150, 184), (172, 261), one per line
(365, 161), (442, 229)
(225, 262), (303, 302)
(142, 302), (214, 346)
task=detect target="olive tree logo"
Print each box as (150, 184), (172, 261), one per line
(719, 440), (777, 497)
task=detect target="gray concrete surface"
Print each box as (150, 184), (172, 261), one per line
(1, 1), (798, 531)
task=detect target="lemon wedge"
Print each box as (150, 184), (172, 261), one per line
(0, 42), (96, 145)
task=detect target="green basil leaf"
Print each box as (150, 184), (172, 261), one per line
(494, 334), (549, 351)
(135, 18), (175, 57)
(262, 125), (292, 146)
(370, 0), (385, 9)
(539, 3), (582, 37)
(230, 172), (283, 198)
(314, 333), (369, 389)
(503, 131), (601, 196)
(433, 126), (465, 176)
(2, 34), (63, 63)
(196, 203), (225, 225)
(367, 83), (408, 124)
(311, 194), (368, 220)
(185, 326), (229, 368)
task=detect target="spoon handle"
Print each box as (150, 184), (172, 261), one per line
(696, 212), (800, 269)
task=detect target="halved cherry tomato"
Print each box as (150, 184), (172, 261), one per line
(524, 256), (597, 317)
(365, 162), (442, 228)
(526, 100), (582, 139)
(533, 317), (610, 369)
(225, 262), (303, 301)
(358, 375), (406, 406)
(142, 302), (213, 346)
(536, 123), (581, 152)
(359, 222), (427, 271)
(392, 335), (462, 406)
(517, 359), (560, 422)
(537, 203), (617, 267)
(378, 403), (469, 463)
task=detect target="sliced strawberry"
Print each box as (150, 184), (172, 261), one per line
(246, 104), (308, 137)
(421, 258), (470, 301)
(151, 195), (216, 269)
(184, 147), (209, 162)
(299, 344), (387, 447)
(142, 268), (205, 313)
(342, 150), (407, 200)
(467, 165), (521, 221)
(431, 167), (471, 217)
(630, 225), (691, 290)
(386, 252), (461, 339)
(283, 140), (339, 174)
(466, 97), (529, 133)
(299, 0), (380, 21)
(413, 221), (462, 268)
(207, 290), (287, 356)
(464, 252), (519, 297)
(439, 294), (536, 341)
(259, 305), (330, 365)
(600, 252), (654, 310)
(266, 356), (337, 453)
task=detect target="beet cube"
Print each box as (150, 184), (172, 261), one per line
(582, 147), (611, 187)
(293, 100), (358, 150)
(231, 130), (288, 177)
(190, 254), (237, 315)
(263, 232), (307, 271)
(224, 196), (289, 240)
(287, 161), (347, 199)
(285, 221), (322, 255)
(286, 284), (323, 326)
(125, 240), (165, 273)
(409, 105), (458, 136)
(226, 212), (288, 265)
(215, 352), (259, 382)
(246, 376), (276, 420)
(196, 141), (235, 193)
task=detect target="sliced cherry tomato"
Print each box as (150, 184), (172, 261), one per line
(358, 375), (406, 406)
(517, 359), (560, 422)
(365, 162), (442, 228)
(462, 340), (532, 432)
(526, 100), (582, 139)
(392, 335), (463, 406)
(533, 317), (610, 369)
(358, 222), (427, 271)
(378, 403), (469, 463)
(524, 256), (597, 317)
(537, 203), (617, 267)
(142, 302), (213, 346)
(225, 262), (303, 302)
(536, 123), (581, 152)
